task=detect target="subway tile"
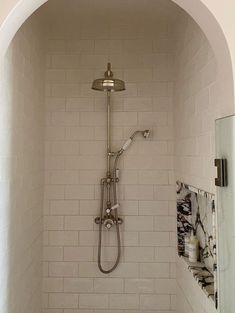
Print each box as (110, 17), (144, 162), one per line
(119, 200), (138, 216)
(124, 155), (174, 170)
(45, 156), (65, 170)
(51, 112), (79, 126)
(154, 185), (176, 200)
(79, 141), (106, 156)
(137, 141), (168, 156)
(94, 278), (124, 293)
(137, 82), (168, 96)
(79, 294), (109, 309)
(154, 216), (176, 231)
(138, 200), (168, 215)
(138, 170), (169, 184)
(155, 247), (176, 262)
(49, 170), (79, 185)
(64, 278), (94, 293)
(50, 141), (79, 155)
(138, 112), (168, 126)
(124, 247), (155, 262)
(108, 263), (139, 278)
(46, 70), (66, 83)
(64, 247), (93, 261)
(43, 277), (63, 292)
(123, 39), (153, 53)
(123, 97), (152, 112)
(112, 112), (138, 126)
(44, 216), (64, 231)
(155, 278), (176, 294)
(44, 185), (65, 200)
(66, 97), (94, 111)
(51, 55), (80, 69)
(124, 69), (152, 82)
(65, 127), (94, 141)
(65, 156), (106, 170)
(65, 185), (94, 200)
(79, 231), (97, 246)
(79, 55), (108, 69)
(109, 294), (139, 310)
(47, 40), (66, 54)
(93, 246), (123, 262)
(45, 98), (66, 112)
(124, 278), (154, 294)
(50, 200), (79, 215)
(79, 200), (100, 215)
(49, 231), (78, 246)
(51, 84), (82, 97)
(49, 293), (78, 309)
(67, 40), (94, 53)
(124, 185), (154, 200)
(49, 262), (78, 277)
(65, 216), (94, 230)
(139, 232), (170, 246)
(140, 294), (170, 310)
(66, 70), (93, 83)
(45, 127), (65, 141)
(124, 216), (153, 231)
(79, 262), (110, 278)
(43, 247), (63, 261)
(43, 309), (63, 313)
(79, 170), (104, 184)
(140, 262), (170, 278)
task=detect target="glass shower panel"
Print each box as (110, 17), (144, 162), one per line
(216, 115), (235, 313)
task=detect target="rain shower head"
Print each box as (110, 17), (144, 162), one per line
(92, 63), (125, 92)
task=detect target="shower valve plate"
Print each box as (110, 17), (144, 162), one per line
(94, 217), (123, 225)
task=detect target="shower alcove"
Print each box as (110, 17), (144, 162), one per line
(0, 1), (234, 313)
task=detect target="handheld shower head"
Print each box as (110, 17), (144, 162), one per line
(130, 130), (150, 140)
(120, 129), (151, 152)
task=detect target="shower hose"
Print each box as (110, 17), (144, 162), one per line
(98, 154), (121, 274)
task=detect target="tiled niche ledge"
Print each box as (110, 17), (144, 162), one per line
(180, 255), (215, 303)
(177, 256), (217, 313)
(176, 181), (217, 309)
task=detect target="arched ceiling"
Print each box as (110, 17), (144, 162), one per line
(38, 0), (183, 38)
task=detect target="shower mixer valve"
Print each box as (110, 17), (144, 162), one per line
(94, 209), (123, 230)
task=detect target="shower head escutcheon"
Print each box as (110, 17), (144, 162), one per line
(92, 63), (125, 92)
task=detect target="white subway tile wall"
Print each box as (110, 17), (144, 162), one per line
(2, 3), (230, 313)
(173, 13), (234, 313)
(43, 20), (176, 313)
(174, 13), (233, 195)
(0, 14), (45, 313)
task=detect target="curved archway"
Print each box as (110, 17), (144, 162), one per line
(0, 1), (234, 313)
(0, 0), (234, 108)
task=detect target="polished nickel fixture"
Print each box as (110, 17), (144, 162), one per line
(92, 63), (150, 273)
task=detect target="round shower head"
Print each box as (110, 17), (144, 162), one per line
(92, 63), (125, 92)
